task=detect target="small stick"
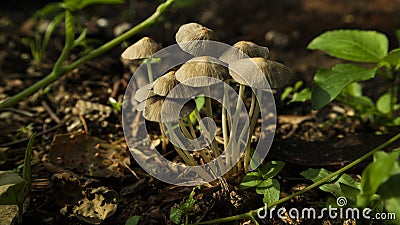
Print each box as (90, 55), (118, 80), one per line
(41, 100), (61, 123)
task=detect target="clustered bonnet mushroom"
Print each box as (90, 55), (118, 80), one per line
(122, 22), (292, 183)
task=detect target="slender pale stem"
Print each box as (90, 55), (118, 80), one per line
(165, 122), (197, 166)
(194, 132), (400, 225)
(0, 0), (176, 110)
(244, 90), (261, 172)
(231, 84), (246, 172)
(179, 118), (211, 163)
(204, 86), (221, 156)
(222, 81), (230, 167)
(159, 123), (167, 152)
(146, 59), (154, 83)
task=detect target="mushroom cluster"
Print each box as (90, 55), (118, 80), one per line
(121, 22), (292, 180)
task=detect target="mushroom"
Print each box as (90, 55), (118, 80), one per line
(143, 95), (198, 166)
(175, 56), (229, 159)
(219, 41), (270, 64)
(228, 57), (291, 172)
(175, 23), (219, 56)
(121, 37), (162, 83)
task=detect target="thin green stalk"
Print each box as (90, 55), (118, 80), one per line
(0, 0), (175, 110)
(244, 89), (261, 172)
(194, 132), (400, 224)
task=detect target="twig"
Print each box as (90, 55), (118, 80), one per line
(41, 100), (61, 123)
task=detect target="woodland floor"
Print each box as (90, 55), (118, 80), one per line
(1, 0), (400, 224)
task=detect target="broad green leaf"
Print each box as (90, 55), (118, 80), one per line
(357, 151), (399, 207)
(258, 161), (285, 180)
(289, 88), (311, 103)
(339, 183), (360, 206)
(341, 82), (363, 97)
(308, 30), (388, 62)
(256, 179), (280, 204)
(376, 92), (392, 114)
(380, 48), (400, 70)
(378, 174), (400, 224)
(389, 117), (400, 126)
(300, 168), (360, 198)
(125, 215), (141, 225)
(311, 64), (377, 109)
(240, 172), (262, 189)
(0, 171), (25, 205)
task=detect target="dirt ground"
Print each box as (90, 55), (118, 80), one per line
(1, 0), (400, 224)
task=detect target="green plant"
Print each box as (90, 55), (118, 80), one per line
(280, 80), (311, 104)
(305, 29), (400, 128)
(109, 97), (122, 111)
(191, 132), (400, 224)
(240, 161), (285, 204)
(170, 186), (199, 225)
(0, 0), (176, 110)
(0, 133), (35, 223)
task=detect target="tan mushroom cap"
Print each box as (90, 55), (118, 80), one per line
(229, 57), (291, 89)
(153, 71), (179, 96)
(175, 56), (229, 87)
(220, 41), (269, 63)
(135, 83), (155, 102)
(143, 96), (196, 122)
(121, 37), (162, 60)
(175, 23), (219, 56)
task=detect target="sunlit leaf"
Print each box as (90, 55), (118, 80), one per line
(308, 30), (388, 62)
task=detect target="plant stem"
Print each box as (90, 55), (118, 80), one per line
(244, 90), (260, 173)
(193, 132), (400, 224)
(0, 0), (175, 110)
(231, 84), (246, 172)
(146, 59), (154, 83)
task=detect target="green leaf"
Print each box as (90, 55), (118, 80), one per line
(170, 207), (183, 225)
(380, 48), (400, 70)
(125, 215), (141, 225)
(289, 88), (311, 103)
(311, 64), (377, 109)
(378, 174), (400, 224)
(256, 179), (280, 204)
(300, 168), (360, 198)
(258, 161), (285, 180)
(376, 92), (392, 114)
(307, 30), (388, 62)
(22, 133), (36, 194)
(280, 86), (293, 101)
(240, 172), (262, 189)
(0, 171), (25, 205)
(341, 82), (363, 97)
(357, 151), (400, 207)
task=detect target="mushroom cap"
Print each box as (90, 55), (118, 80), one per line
(121, 37), (162, 60)
(175, 23), (219, 56)
(153, 71), (179, 96)
(220, 41), (269, 63)
(135, 83), (155, 102)
(143, 96), (196, 122)
(175, 56), (229, 87)
(229, 57), (291, 89)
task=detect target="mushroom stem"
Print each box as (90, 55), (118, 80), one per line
(231, 84), (246, 173)
(179, 118), (211, 163)
(159, 123), (168, 152)
(222, 81), (230, 166)
(165, 122), (197, 166)
(244, 90), (261, 173)
(146, 59), (154, 83)
(204, 86), (221, 157)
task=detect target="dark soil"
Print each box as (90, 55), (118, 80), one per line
(1, 0), (400, 225)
